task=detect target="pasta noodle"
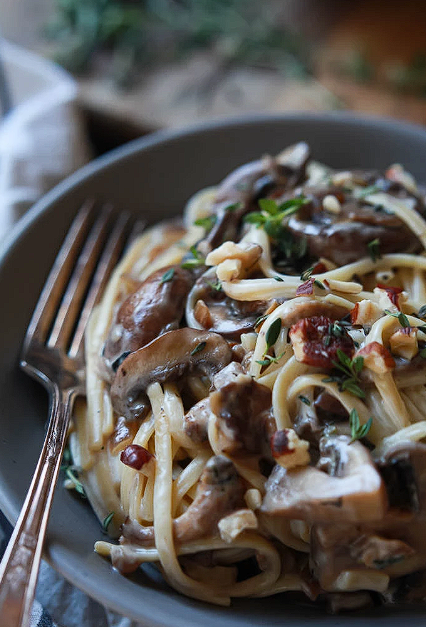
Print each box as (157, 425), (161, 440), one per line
(69, 143), (426, 610)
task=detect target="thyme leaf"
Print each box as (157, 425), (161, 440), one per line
(349, 409), (373, 444)
(181, 246), (205, 269)
(102, 512), (115, 532)
(194, 215), (217, 231)
(298, 395), (311, 406)
(384, 309), (410, 328)
(160, 268), (175, 284)
(367, 238), (381, 263)
(191, 341), (206, 356)
(265, 318), (282, 350)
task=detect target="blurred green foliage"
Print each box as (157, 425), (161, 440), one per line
(44, 0), (311, 87)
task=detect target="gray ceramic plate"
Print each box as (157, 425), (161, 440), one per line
(1, 113), (426, 626)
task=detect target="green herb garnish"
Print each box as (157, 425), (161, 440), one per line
(355, 184), (381, 199)
(245, 196), (307, 235)
(181, 246), (205, 270)
(384, 310), (410, 328)
(206, 279), (222, 292)
(191, 341), (206, 356)
(224, 202), (242, 213)
(418, 305), (426, 318)
(254, 314), (269, 329)
(349, 409), (373, 444)
(367, 238), (381, 263)
(300, 266), (314, 281)
(160, 268), (175, 284)
(274, 276), (284, 282)
(194, 215), (217, 231)
(102, 512), (115, 532)
(330, 350), (365, 399)
(298, 395), (311, 406)
(265, 318), (282, 349)
(256, 352), (285, 367)
(314, 279), (326, 290)
(65, 467), (86, 497)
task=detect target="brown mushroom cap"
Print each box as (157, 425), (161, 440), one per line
(287, 177), (423, 266)
(104, 265), (193, 368)
(204, 143), (310, 250)
(111, 328), (232, 419)
(186, 269), (268, 341)
(262, 436), (387, 523)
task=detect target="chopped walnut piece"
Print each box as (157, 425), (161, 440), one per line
(218, 508), (258, 543)
(205, 242), (262, 281)
(389, 327), (419, 360)
(270, 428), (310, 469)
(215, 258), (242, 282)
(356, 341), (395, 374)
(244, 488), (262, 511)
(289, 315), (354, 369)
(194, 299), (213, 328)
(385, 164), (418, 195)
(374, 285), (406, 312)
(350, 300), (383, 326)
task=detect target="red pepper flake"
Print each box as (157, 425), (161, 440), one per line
(350, 302), (360, 324)
(271, 430), (292, 457)
(376, 284), (403, 309)
(312, 262), (327, 274)
(289, 315), (355, 369)
(120, 444), (153, 470)
(296, 278), (315, 296)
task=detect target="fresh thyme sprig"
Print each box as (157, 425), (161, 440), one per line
(194, 215), (217, 231)
(245, 196), (307, 239)
(206, 279), (222, 292)
(257, 317), (282, 367)
(355, 184), (381, 199)
(61, 447), (86, 497)
(298, 395), (311, 406)
(384, 309), (410, 328)
(323, 349), (365, 399)
(160, 268), (175, 283)
(181, 246), (205, 269)
(265, 318), (282, 349)
(349, 408), (373, 444)
(102, 512), (115, 532)
(367, 238), (381, 263)
(191, 341), (206, 356)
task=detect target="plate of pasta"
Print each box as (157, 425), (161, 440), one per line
(1, 114), (426, 626)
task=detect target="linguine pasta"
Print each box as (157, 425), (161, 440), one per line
(69, 143), (426, 610)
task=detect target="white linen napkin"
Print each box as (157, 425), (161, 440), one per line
(0, 39), (142, 627)
(0, 38), (91, 233)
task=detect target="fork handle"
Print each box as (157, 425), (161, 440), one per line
(0, 386), (75, 627)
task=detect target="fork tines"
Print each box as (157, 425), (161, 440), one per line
(22, 202), (133, 361)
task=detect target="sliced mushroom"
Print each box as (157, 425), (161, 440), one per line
(119, 456), (245, 555)
(104, 265), (193, 368)
(183, 362), (245, 443)
(186, 268), (268, 341)
(262, 436), (387, 523)
(111, 328), (232, 420)
(209, 374), (273, 455)
(287, 177), (423, 265)
(203, 143), (310, 251)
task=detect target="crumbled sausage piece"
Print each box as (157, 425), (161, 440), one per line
(289, 315), (355, 369)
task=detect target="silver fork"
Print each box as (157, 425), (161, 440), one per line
(0, 201), (131, 627)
